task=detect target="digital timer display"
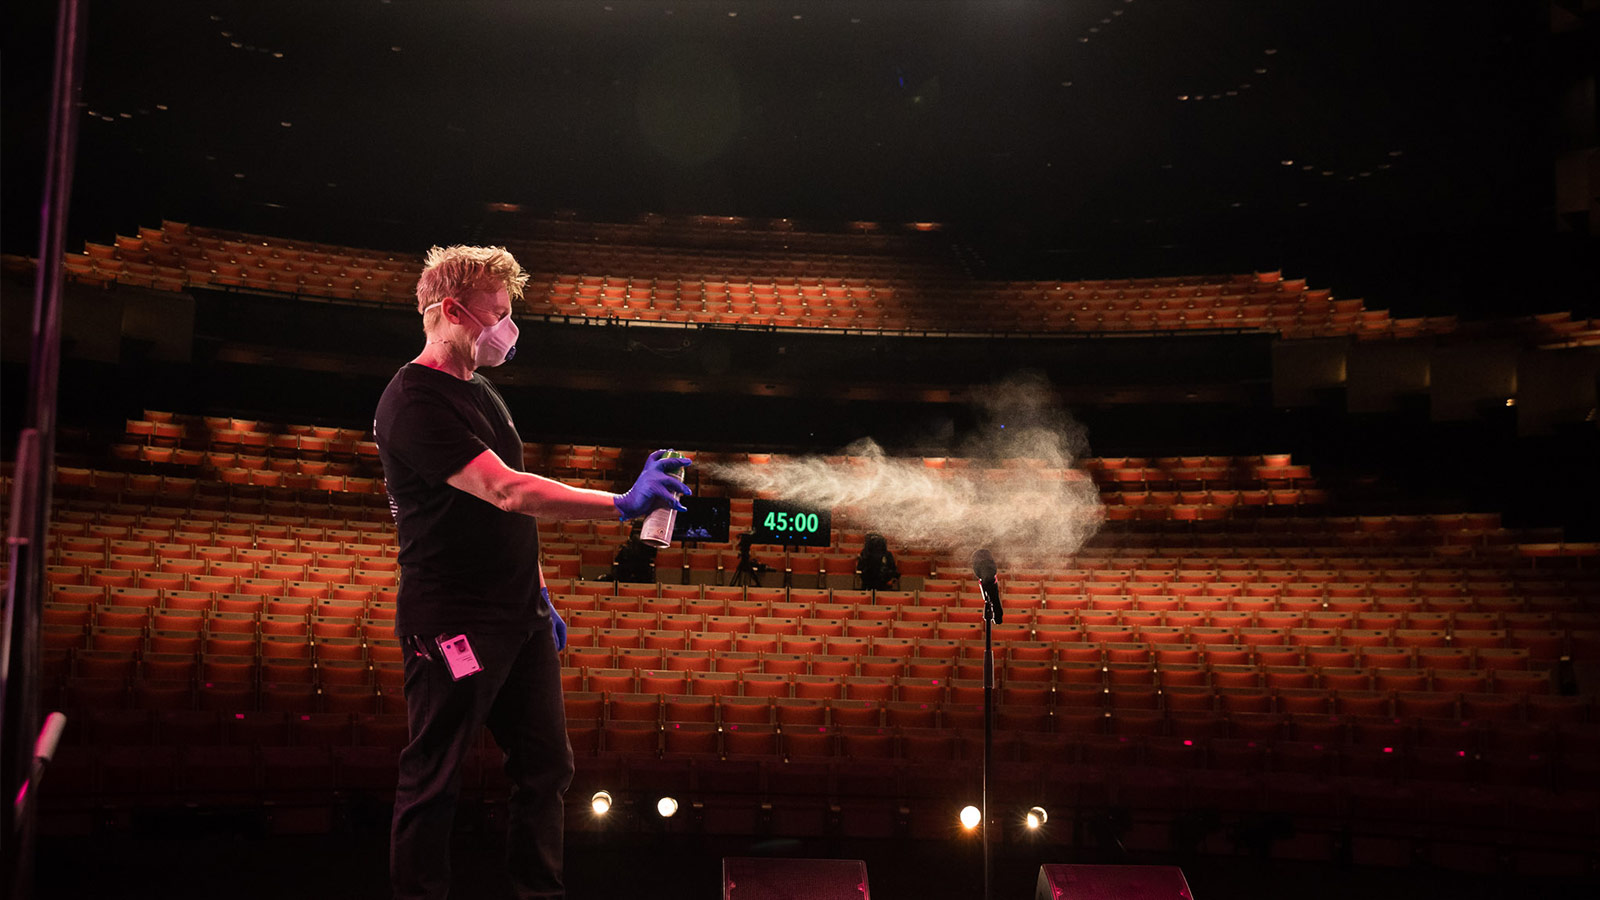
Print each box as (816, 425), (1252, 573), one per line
(749, 499), (833, 547)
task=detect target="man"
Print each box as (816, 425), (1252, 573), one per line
(374, 244), (690, 899)
(855, 532), (899, 592)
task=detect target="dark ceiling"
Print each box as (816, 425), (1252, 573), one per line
(3, 0), (1593, 317)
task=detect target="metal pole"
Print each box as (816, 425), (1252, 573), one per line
(2, 2), (86, 897)
(982, 591), (994, 900)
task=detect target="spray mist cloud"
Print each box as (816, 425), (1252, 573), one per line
(706, 373), (1104, 566)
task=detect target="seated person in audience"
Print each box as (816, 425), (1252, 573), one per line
(857, 532), (900, 591)
(374, 244), (691, 900)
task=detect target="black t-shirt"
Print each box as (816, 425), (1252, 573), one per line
(373, 363), (545, 637)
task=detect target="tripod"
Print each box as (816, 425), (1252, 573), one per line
(727, 534), (765, 587)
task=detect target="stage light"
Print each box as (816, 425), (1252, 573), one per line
(657, 796), (679, 818)
(1025, 807), (1048, 830)
(590, 791), (612, 816)
(959, 805), (981, 830)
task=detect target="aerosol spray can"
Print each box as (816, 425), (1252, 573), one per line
(639, 450), (686, 549)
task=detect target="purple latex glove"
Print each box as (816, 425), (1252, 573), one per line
(543, 588), (566, 651)
(613, 450), (693, 522)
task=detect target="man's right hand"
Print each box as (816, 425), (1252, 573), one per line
(613, 450), (693, 521)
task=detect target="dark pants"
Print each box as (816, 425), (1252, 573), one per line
(391, 626), (574, 900)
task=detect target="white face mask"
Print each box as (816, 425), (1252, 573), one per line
(425, 300), (519, 367)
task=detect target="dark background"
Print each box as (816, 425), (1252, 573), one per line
(4, 0), (1596, 320)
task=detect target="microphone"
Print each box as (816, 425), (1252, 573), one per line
(971, 549), (1002, 624)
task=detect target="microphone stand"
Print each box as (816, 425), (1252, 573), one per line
(975, 558), (1002, 900)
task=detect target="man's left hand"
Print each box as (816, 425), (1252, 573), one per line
(544, 589), (567, 651)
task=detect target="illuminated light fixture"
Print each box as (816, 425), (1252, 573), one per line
(1505, 398), (1516, 407)
(959, 805), (981, 830)
(1281, 159), (1294, 166)
(657, 796), (679, 818)
(1025, 807), (1048, 830)
(591, 791), (613, 815)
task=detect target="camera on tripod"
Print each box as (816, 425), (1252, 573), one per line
(729, 532), (770, 587)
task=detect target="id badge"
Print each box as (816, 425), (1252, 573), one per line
(435, 633), (483, 681)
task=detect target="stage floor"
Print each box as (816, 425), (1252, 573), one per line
(34, 825), (1599, 899)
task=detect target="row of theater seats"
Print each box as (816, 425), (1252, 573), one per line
(99, 406), (1582, 548)
(121, 411), (630, 475)
(29, 448), (1597, 680)
(119, 409), (1329, 490)
(92, 416), (1366, 535)
(42, 485), (1596, 593)
(42, 707), (1600, 795)
(41, 556), (1597, 610)
(48, 214), (1600, 346)
(41, 582), (1595, 656)
(24, 462), (1597, 864)
(39, 636), (1583, 713)
(44, 689), (1600, 753)
(40, 605), (1594, 669)
(52, 547), (1595, 610)
(67, 221), (420, 301)
(487, 218), (1600, 346)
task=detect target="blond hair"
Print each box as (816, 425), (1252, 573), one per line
(415, 245), (529, 330)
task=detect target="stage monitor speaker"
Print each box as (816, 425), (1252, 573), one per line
(723, 857), (870, 900)
(1036, 864), (1193, 900)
